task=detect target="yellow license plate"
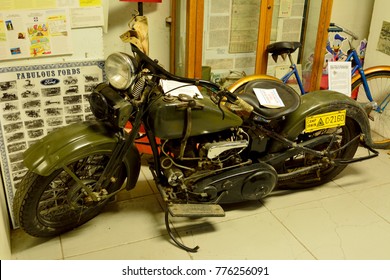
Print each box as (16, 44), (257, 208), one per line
(305, 110), (346, 133)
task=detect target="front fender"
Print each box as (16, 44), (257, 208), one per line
(23, 120), (141, 189)
(351, 65), (390, 84)
(269, 90), (372, 152)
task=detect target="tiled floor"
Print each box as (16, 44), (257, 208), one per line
(10, 148), (390, 260)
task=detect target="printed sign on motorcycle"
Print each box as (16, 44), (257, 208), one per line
(305, 110), (346, 133)
(0, 61), (104, 227)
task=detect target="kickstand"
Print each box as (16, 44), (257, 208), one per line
(165, 209), (199, 253)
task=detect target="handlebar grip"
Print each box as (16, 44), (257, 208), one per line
(233, 97), (254, 115)
(328, 23), (359, 40)
(221, 89), (253, 118)
(223, 89), (238, 102)
(328, 22), (343, 32)
(328, 27), (343, 32)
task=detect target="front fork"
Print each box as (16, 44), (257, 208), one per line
(67, 109), (144, 204)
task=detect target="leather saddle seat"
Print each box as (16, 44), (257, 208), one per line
(239, 79), (301, 120)
(266, 41), (301, 56)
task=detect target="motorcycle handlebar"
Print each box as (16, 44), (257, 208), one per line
(131, 43), (220, 90)
(328, 23), (359, 40)
(131, 43), (254, 116)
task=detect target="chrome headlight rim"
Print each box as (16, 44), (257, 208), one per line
(105, 52), (136, 90)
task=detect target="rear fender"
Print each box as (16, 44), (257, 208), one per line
(23, 120), (141, 189)
(227, 74), (279, 93)
(268, 90), (372, 152)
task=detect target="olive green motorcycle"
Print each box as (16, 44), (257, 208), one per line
(13, 42), (378, 252)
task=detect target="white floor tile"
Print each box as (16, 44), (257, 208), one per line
(264, 181), (345, 211)
(65, 236), (192, 260)
(272, 193), (390, 259)
(175, 212), (315, 260)
(332, 149), (390, 192)
(11, 230), (62, 260)
(350, 182), (390, 223)
(10, 147), (390, 260)
(60, 195), (166, 259)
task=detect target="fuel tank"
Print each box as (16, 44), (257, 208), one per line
(147, 94), (243, 139)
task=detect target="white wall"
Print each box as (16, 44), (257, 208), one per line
(363, 0), (390, 68)
(1, 1), (171, 68)
(330, 0), (374, 42)
(103, 0), (171, 69)
(303, 0), (375, 70)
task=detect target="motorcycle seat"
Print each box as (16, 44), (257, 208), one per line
(239, 79), (301, 120)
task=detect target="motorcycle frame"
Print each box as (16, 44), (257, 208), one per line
(23, 84), (377, 203)
(23, 42), (378, 205)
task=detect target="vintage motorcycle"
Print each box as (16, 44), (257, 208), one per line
(13, 30), (379, 252)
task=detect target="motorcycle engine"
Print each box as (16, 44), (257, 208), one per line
(192, 162), (277, 203)
(160, 128), (277, 203)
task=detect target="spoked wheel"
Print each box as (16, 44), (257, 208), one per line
(13, 152), (126, 237)
(277, 117), (360, 189)
(352, 70), (390, 149)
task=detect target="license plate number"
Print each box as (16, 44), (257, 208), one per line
(305, 110), (346, 133)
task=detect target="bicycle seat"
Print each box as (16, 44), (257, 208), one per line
(266, 41), (301, 56)
(239, 79), (300, 120)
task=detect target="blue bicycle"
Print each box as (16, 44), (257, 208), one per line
(266, 23), (390, 149)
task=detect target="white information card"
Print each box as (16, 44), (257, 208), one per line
(328, 61), (352, 97)
(253, 88), (285, 108)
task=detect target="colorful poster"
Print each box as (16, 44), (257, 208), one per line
(0, 61), (104, 227)
(0, 8), (72, 61)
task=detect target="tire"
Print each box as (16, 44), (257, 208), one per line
(352, 70), (390, 149)
(13, 152), (126, 237)
(277, 117), (360, 189)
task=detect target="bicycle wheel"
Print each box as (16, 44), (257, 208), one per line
(352, 70), (390, 149)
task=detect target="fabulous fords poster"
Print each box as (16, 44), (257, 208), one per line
(0, 61), (104, 226)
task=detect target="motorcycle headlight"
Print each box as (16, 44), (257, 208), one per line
(89, 83), (133, 128)
(105, 52), (136, 90)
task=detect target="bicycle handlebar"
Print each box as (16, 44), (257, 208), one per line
(328, 23), (359, 40)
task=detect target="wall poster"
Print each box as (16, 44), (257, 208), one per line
(377, 20), (390, 56)
(0, 8), (72, 61)
(0, 60), (104, 227)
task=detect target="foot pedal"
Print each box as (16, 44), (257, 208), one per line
(168, 204), (225, 218)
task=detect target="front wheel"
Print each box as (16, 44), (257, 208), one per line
(352, 70), (390, 149)
(13, 152), (126, 237)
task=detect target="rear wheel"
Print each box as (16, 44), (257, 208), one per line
(352, 70), (390, 149)
(13, 152), (126, 237)
(277, 117), (360, 189)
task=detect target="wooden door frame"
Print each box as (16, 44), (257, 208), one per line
(185, 0), (204, 78)
(171, 0), (333, 90)
(308, 0), (333, 91)
(255, 0), (274, 74)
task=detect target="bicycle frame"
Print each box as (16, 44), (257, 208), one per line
(348, 50), (390, 113)
(280, 54), (306, 95)
(281, 47), (390, 114)
(347, 50), (374, 101)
